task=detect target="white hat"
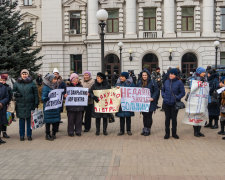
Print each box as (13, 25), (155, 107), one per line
(53, 68), (59, 74)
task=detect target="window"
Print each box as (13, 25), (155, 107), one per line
(23, 22), (33, 37)
(107, 10), (119, 33)
(144, 8), (156, 31)
(70, 55), (82, 74)
(221, 52), (225, 65)
(70, 12), (81, 34)
(24, 0), (32, 6)
(221, 8), (225, 31)
(182, 7), (194, 31)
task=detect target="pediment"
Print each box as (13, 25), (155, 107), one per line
(21, 12), (38, 20)
(63, 0), (87, 7)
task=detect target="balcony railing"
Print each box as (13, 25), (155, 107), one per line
(143, 32), (157, 39)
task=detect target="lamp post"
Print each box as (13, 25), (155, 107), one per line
(169, 48), (173, 61)
(129, 49), (133, 61)
(118, 42), (123, 61)
(214, 40), (220, 69)
(96, 9), (108, 73)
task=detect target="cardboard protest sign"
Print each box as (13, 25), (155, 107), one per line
(45, 89), (64, 111)
(93, 88), (121, 113)
(120, 87), (151, 112)
(183, 80), (209, 126)
(31, 109), (44, 130)
(65, 87), (88, 106)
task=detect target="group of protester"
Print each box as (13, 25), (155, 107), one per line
(0, 65), (225, 144)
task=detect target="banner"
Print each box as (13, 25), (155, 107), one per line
(121, 87), (151, 112)
(45, 89), (64, 111)
(65, 87), (88, 106)
(93, 88), (121, 113)
(31, 109), (44, 130)
(183, 80), (209, 126)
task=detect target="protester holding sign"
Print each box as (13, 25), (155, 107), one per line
(137, 69), (159, 136)
(0, 76), (9, 144)
(42, 73), (61, 141)
(65, 73), (84, 137)
(13, 69), (39, 141)
(81, 71), (95, 132)
(90, 72), (111, 136)
(206, 69), (220, 129)
(115, 72), (135, 136)
(162, 68), (185, 139)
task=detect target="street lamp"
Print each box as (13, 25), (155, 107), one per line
(214, 40), (220, 69)
(96, 9), (108, 73)
(169, 48), (173, 61)
(129, 49), (133, 61)
(118, 42), (123, 61)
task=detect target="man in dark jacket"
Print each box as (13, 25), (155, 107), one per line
(0, 76), (9, 144)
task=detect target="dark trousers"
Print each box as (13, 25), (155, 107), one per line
(84, 104), (93, 131)
(120, 117), (131, 132)
(143, 111), (153, 129)
(1, 124), (7, 132)
(67, 111), (83, 135)
(96, 118), (108, 132)
(45, 123), (58, 135)
(164, 104), (178, 134)
(209, 115), (219, 124)
(19, 118), (32, 137)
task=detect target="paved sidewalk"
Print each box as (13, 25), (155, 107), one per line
(0, 100), (225, 180)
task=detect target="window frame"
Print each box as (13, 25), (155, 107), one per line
(70, 54), (82, 74)
(23, 22), (33, 37)
(181, 7), (194, 31)
(106, 9), (119, 33)
(143, 8), (156, 31)
(221, 7), (225, 31)
(220, 52), (225, 65)
(23, 0), (32, 6)
(69, 11), (81, 34)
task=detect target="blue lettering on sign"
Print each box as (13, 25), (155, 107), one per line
(121, 102), (150, 112)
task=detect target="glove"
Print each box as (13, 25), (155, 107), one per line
(93, 96), (99, 103)
(0, 103), (3, 110)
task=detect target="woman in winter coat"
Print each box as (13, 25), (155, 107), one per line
(205, 69), (220, 129)
(42, 73), (61, 141)
(137, 69), (159, 136)
(0, 75), (9, 144)
(162, 68), (185, 139)
(115, 72), (135, 136)
(13, 69), (39, 141)
(218, 77), (225, 137)
(65, 73), (84, 137)
(81, 71), (95, 132)
(90, 72), (111, 136)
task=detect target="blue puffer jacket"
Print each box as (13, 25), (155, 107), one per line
(137, 69), (159, 112)
(115, 78), (135, 117)
(162, 78), (185, 106)
(42, 80), (61, 124)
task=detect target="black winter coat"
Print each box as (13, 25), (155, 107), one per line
(0, 83), (9, 125)
(89, 79), (111, 118)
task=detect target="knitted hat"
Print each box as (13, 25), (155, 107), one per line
(0, 74), (8, 80)
(97, 72), (106, 80)
(196, 67), (206, 75)
(21, 69), (29, 75)
(120, 72), (129, 79)
(53, 68), (59, 74)
(70, 73), (79, 81)
(169, 68), (178, 76)
(83, 71), (92, 77)
(44, 73), (56, 82)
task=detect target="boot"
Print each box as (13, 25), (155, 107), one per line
(52, 132), (56, 139)
(211, 118), (219, 129)
(198, 126), (205, 137)
(127, 131), (132, 136)
(194, 126), (200, 137)
(205, 119), (212, 128)
(218, 121), (225, 135)
(172, 128), (179, 139)
(141, 128), (145, 135)
(117, 131), (124, 136)
(20, 136), (25, 141)
(27, 136), (32, 141)
(164, 128), (170, 139)
(3, 132), (10, 138)
(0, 138), (6, 144)
(45, 134), (54, 141)
(222, 137), (225, 140)
(144, 128), (150, 136)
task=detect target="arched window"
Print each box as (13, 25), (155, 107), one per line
(142, 53), (158, 72)
(182, 53), (198, 77)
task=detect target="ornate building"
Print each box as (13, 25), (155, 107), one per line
(18, 0), (225, 83)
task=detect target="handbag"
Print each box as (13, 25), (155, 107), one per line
(7, 101), (16, 113)
(31, 109), (44, 129)
(171, 86), (185, 110)
(108, 113), (115, 123)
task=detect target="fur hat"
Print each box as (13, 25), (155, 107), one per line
(97, 72), (106, 80)
(169, 68), (178, 76)
(120, 72), (129, 79)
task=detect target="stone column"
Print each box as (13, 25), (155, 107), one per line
(202, 0), (215, 36)
(125, 0), (137, 38)
(87, 0), (98, 39)
(163, 0), (176, 37)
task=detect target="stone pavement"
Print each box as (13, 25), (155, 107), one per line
(1, 99), (225, 180)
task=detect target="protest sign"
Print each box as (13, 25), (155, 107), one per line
(183, 80), (209, 126)
(217, 87), (225, 94)
(31, 109), (44, 130)
(120, 87), (151, 112)
(93, 88), (121, 113)
(45, 89), (64, 111)
(65, 87), (88, 106)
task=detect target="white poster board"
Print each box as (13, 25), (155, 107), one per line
(65, 87), (88, 106)
(45, 89), (64, 111)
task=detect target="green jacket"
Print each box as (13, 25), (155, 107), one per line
(13, 77), (39, 119)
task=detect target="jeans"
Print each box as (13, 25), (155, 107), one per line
(19, 118), (32, 137)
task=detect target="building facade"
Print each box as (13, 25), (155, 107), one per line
(18, 0), (225, 83)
